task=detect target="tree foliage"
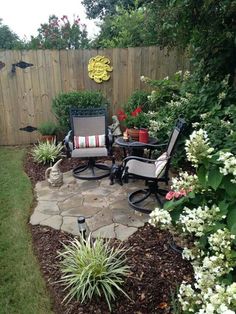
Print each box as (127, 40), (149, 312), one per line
(28, 15), (89, 49)
(147, 0), (236, 78)
(92, 6), (156, 48)
(0, 19), (23, 49)
(82, 0), (149, 19)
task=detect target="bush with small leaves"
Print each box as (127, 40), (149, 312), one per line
(32, 141), (63, 165)
(58, 234), (130, 311)
(52, 90), (109, 131)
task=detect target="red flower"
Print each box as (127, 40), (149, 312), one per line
(131, 106), (142, 116)
(117, 110), (127, 121)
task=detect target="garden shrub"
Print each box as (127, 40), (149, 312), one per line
(149, 130), (236, 313)
(143, 70), (236, 167)
(123, 90), (149, 112)
(52, 90), (109, 131)
(58, 235), (130, 311)
(141, 72), (182, 112)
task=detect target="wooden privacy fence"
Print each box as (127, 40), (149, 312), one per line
(0, 47), (189, 145)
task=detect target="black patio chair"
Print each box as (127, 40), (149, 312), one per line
(122, 118), (186, 213)
(64, 107), (114, 180)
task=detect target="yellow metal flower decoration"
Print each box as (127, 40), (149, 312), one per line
(88, 55), (113, 83)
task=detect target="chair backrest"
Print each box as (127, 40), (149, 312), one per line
(158, 118), (185, 181)
(70, 107), (108, 137)
(166, 118), (186, 157)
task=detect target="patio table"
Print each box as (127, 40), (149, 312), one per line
(115, 136), (158, 158)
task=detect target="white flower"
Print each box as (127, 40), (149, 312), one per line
(204, 74), (210, 83)
(185, 129), (214, 167)
(140, 75), (149, 83)
(179, 205), (220, 237)
(149, 207), (172, 229)
(218, 92), (226, 102)
(183, 70), (191, 80)
(192, 122), (200, 128)
(175, 70), (182, 76)
(171, 171), (200, 193)
(218, 151), (236, 183)
(208, 228), (235, 256)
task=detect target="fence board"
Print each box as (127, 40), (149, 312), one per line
(0, 47), (189, 145)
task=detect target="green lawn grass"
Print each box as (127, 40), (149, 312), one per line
(0, 147), (53, 314)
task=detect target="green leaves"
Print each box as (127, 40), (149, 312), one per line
(52, 91), (108, 131)
(208, 167), (223, 190)
(197, 165), (223, 190)
(227, 203), (236, 235)
(197, 165), (207, 187)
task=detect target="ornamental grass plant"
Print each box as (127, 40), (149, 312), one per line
(58, 234), (130, 311)
(32, 140), (63, 165)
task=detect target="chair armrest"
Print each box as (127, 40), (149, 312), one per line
(143, 142), (168, 149)
(63, 130), (73, 158)
(122, 154), (170, 164)
(106, 129), (114, 156)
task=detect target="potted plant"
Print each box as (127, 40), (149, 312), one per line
(37, 121), (58, 143)
(117, 107), (150, 141)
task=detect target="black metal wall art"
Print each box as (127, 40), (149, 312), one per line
(11, 61), (34, 73)
(19, 125), (38, 132)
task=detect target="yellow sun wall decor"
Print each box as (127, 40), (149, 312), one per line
(88, 55), (113, 83)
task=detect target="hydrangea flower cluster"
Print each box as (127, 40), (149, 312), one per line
(185, 129), (214, 167)
(199, 283), (236, 314)
(146, 111), (168, 137)
(179, 281), (236, 314)
(178, 283), (198, 312)
(179, 228), (236, 313)
(182, 246), (204, 263)
(147, 90), (157, 103)
(195, 255), (232, 290)
(149, 207), (172, 229)
(179, 205), (221, 237)
(218, 151), (236, 183)
(171, 171), (200, 193)
(208, 228), (235, 256)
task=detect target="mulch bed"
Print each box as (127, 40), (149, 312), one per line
(24, 147), (193, 314)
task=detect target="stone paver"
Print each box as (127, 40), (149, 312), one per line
(115, 224), (138, 241)
(92, 223), (116, 239)
(40, 215), (62, 230)
(30, 171), (151, 240)
(35, 200), (60, 215)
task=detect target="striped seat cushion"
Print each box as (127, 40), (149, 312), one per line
(74, 134), (106, 148)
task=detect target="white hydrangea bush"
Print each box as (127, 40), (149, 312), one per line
(148, 129), (236, 314)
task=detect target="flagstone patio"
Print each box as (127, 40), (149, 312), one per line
(30, 171), (156, 241)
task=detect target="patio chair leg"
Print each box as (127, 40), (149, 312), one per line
(73, 158), (111, 180)
(128, 189), (153, 214)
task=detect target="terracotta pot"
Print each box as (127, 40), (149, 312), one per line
(127, 128), (139, 141)
(139, 128), (149, 143)
(40, 135), (56, 143)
